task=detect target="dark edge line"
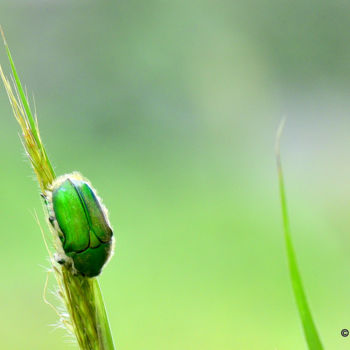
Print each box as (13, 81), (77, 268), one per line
(68, 179), (105, 246)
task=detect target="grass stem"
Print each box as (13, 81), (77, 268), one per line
(0, 27), (116, 350)
(275, 119), (323, 350)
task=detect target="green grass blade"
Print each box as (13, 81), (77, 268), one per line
(0, 26), (55, 179)
(93, 280), (116, 350)
(275, 119), (324, 350)
(3, 32), (38, 143)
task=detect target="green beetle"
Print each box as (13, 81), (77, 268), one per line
(45, 172), (114, 277)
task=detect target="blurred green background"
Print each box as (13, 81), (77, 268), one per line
(1, 1), (350, 349)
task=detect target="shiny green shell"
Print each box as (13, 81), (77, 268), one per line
(48, 174), (113, 277)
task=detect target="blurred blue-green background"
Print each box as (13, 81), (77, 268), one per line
(1, 1), (350, 349)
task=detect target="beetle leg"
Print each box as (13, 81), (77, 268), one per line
(48, 215), (55, 226)
(48, 216), (56, 227)
(54, 253), (66, 265)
